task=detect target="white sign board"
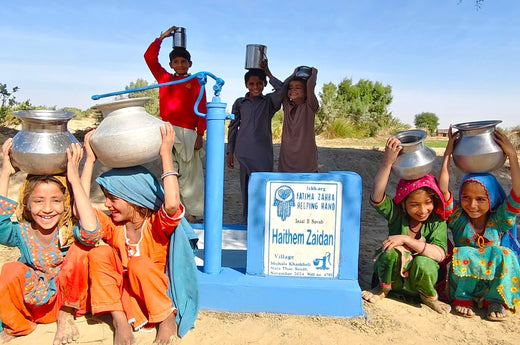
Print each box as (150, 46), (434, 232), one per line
(264, 181), (342, 278)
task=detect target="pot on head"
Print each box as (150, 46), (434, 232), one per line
(452, 120), (505, 173)
(90, 97), (165, 168)
(391, 129), (436, 180)
(294, 66), (312, 80)
(245, 44), (267, 69)
(172, 27), (187, 48)
(10, 110), (79, 175)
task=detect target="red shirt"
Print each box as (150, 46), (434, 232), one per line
(144, 39), (207, 135)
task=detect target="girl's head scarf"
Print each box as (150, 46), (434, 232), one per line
(96, 165), (164, 212)
(393, 174), (447, 220)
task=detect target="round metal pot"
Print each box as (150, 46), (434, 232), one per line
(11, 110), (79, 175)
(90, 97), (165, 168)
(245, 44), (267, 69)
(295, 66), (312, 80)
(391, 129), (436, 180)
(452, 120), (505, 173)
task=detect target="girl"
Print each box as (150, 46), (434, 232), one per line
(439, 128), (520, 321)
(278, 67), (319, 173)
(80, 124), (194, 345)
(0, 140), (97, 344)
(362, 137), (451, 314)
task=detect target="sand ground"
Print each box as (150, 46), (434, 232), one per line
(0, 119), (519, 344)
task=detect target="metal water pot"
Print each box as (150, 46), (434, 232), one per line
(10, 110), (79, 175)
(391, 129), (436, 180)
(245, 44), (267, 69)
(90, 97), (165, 168)
(452, 120), (505, 173)
(172, 27), (187, 48)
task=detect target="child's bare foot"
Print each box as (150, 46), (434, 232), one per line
(0, 331), (15, 344)
(419, 294), (451, 314)
(361, 286), (389, 303)
(454, 304), (476, 318)
(53, 307), (79, 345)
(112, 311), (135, 345)
(153, 311), (177, 345)
(487, 302), (507, 321)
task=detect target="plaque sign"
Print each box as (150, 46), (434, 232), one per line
(264, 181), (342, 278)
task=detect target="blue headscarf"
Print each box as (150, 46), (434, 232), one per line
(460, 173), (520, 261)
(96, 166), (164, 212)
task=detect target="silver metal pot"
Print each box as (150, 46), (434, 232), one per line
(295, 66), (312, 80)
(245, 44), (267, 69)
(10, 110), (79, 175)
(452, 120), (505, 173)
(90, 97), (165, 168)
(172, 27), (187, 48)
(391, 129), (436, 180)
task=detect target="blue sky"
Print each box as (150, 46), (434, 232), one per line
(2, 0), (519, 129)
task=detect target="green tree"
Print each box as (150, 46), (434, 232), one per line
(1, 84), (34, 126)
(414, 112), (439, 136)
(124, 79), (159, 118)
(317, 78), (394, 137)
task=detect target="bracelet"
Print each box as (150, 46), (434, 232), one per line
(161, 171), (179, 180)
(419, 242), (427, 255)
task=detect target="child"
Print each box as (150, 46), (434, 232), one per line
(144, 25), (207, 223)
(362, 137), (451, 314)
(226, 60), (284, 224)
(80, 124), (197, 345)
(278, 67), (319, 173)
(0, 140), (97, 344)
(438, 128), (520, 321)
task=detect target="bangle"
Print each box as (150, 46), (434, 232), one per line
(161, 171), (178, 180)
(419, 242), (427, 255)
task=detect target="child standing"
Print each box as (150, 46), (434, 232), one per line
(144, 25), (207, 223)
(362, 137), (451, 314)
(226, 61), (284, 223)
(438, 128), (520, 321)
(0, 140), (97, 344)
(80, 124), (197, 345)
(278, 67), (319, 173)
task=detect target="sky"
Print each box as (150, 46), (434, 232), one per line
(2, 0), (520, 129)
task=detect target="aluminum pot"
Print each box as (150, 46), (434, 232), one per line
(391, 129), (436, 180)
(90, 97), (164, 168)
(10, 110), (79, 175)
(172, 27), (186, 48)
(245, 44), (267, 69)
(295, 66), (312, 80)
(452, 120), (505, 173)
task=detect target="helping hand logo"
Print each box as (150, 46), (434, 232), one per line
(273, 185), (295, 221)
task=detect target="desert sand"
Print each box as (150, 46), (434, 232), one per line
(0, 119), (519, 344)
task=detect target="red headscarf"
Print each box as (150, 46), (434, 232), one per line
(393, 174), (447, 220)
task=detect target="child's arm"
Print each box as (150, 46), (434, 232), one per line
(0, 139), (16, 198)
(495, 130), (520, 197)
(383, 235), (445, 262)
(80, 130), (96, 200)
(307, 68), (319, 111)
(438, 126), (457, 202)
(226, 99), (241, 169)
(371, 137), (401, 204)
(66, 143), (98, 232)
(160, 123), (181, 216)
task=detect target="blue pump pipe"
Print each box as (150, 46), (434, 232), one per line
(92, 72), (233, 274)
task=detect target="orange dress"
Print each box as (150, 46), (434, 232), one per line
(87, 206), (184, 330)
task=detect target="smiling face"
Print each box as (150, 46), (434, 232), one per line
(103, 190), (135, 223)
(169, 56), (192, 75)
(403, 189), (435, 223)
(460, 181), (490, 222)
(288, 80), (306, 105)
(27, 182), (65, 233)
(245, 76), (265, 99)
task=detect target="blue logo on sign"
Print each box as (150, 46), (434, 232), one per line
(313, 252), (331, 270)
(273, 185), (295, 221)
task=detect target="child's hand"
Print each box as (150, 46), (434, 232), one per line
(382, 137), (402, 167)
(66, 143), (83, 183)
(382, 235), (407, 252)
(194, 134), (203, 151)
(260, 59), (272, 78)
(1, 139), (17, 177)
(226, 152), (234, 169)
(160, 26), (178, 40)
(83, 129), (97, 163)
(494, 130), (516, 158)
(160, 123), (175, 157)
(444, 125), (459, 156)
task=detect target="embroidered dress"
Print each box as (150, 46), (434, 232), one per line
(447, 173), (520, 309)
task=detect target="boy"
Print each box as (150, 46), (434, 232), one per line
(226, 61), (284, 224)
(144, 25), (206, 223)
